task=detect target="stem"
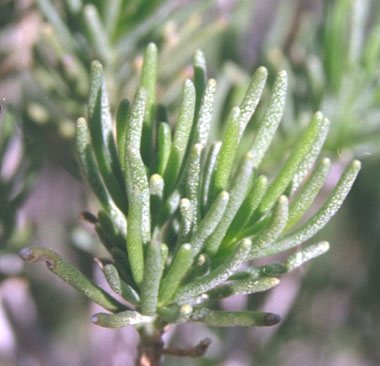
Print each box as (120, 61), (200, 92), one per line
(137, 325), (164, 366)
(136, 325), (212, 365)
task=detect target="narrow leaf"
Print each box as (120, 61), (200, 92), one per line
(190, 191), (229, 258)
(149, 174), (164, 227)
(250, 195), (289, 256)
(116, 99), (130, 173)
(285, 241), (330, 271)
(157, 123), (172, 176)
(140, 43), (157, 165)
(258, 111), (324, 216)
(140, 242), (162, 316)
(83, 5), (112, 63)
(126, 188), (144, 286)
(186, 143), (203, 227)
(87, 61), (126, 212)
(91, 311), (152, 329)
(209, 106), (241, 201)
(103, 264), (140, 306)
(76, 117), (111, 211)
(226, 175), (268, 242)
(158, 243), (193, 306)
(164, 79), (196, 195)
(127, 148), (151, 243)
(19, 247), (125, 312)
(238, 66), (268, 140)
(177, 198), (194, 246)
(194, 79), (217, 146)
(291, 117), (330, 194)
(193, 49), (207, 116)
(191, 309), (280, 327)
(37, 0), (78, 52)
(201, 141), (222, 210)
(249, 70), (288, 168)
(103, 0), (121, 37)
(230, 263), (287, 281)
(125, 87), (147, 154)
(175, 239), (251, 303)
(285, 157), (331, 231)
(205, 153), (254, 256)
(257, 160), (361, 257)
(207, 277), (280, 299)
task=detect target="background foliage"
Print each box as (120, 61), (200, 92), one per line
(0, 0), (379, 365)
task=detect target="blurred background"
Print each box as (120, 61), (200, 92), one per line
(0, 0), (379, 365)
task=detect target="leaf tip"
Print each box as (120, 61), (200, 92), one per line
(257, 66), (268, 75)
(263, 312), (281, 326)
(19, 247), (34, 262)
(91, 315), (100, 324)
(352, 159), (361, 170)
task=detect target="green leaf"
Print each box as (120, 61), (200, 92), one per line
(158, 243), (193, 306)
(111, 248), (136, 287)
(207, 276), (280, 299)
(249, 195), (289, 256)
(190, 309), (280, 327)
(249, 70), (288, 168)
(19, 247), (125, 312)
(83, 5), (112, 64)
(103, 0), (121, 38)
(37, 0), (78, 52)
(103, 263), (140, 306)
(257, 111), (324, 216)
(140, 242), (162, 316)
(230, 263), (287, 281)
(187, 253), (211, 280)
(194, 79), (217, 146)
(87, 61), (126, 212)
(149, 174), (164, 227)
(156, 123), (172, 176)
(127, 148), (151, 243)
(185, 143), (203, 227)
(177, 198), (194, 246)
(91, 311), (152, 329)
(225, 175), (268, 242)
(95, 224), (114, 253)
(285, 158), (331, 231)
(125, 87), (147, 156)
(285, 241), (330, 271)
(205, 153), (254, 256)
(76, 117), (111, 211)
(175, 238), (251, 303)
(97, 211), (125, 249)
(189, 191), (229, 258)
(209, 106), (241, 201)
(258, 160), (361, 257)
(116, 99), (130, 173)
(290, 117), (330, 194)
(126, 188), (144, 287)
(238, 66), (268, 140)
(193, 49), (207, 116)
(140, 43), (157, 165)
(163, 79), (196, 195)
(201, 141), (221, 210)
(159, 243), (169, 277)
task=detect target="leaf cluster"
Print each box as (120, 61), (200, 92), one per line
(20, 44), (360, 329)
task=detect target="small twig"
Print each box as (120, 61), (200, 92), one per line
(162, 337), (211, 358)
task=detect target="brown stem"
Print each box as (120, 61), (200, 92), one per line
(162, 337), (212, 358)
(137, 325), (212, 365)
(137, 326), (164, 366)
